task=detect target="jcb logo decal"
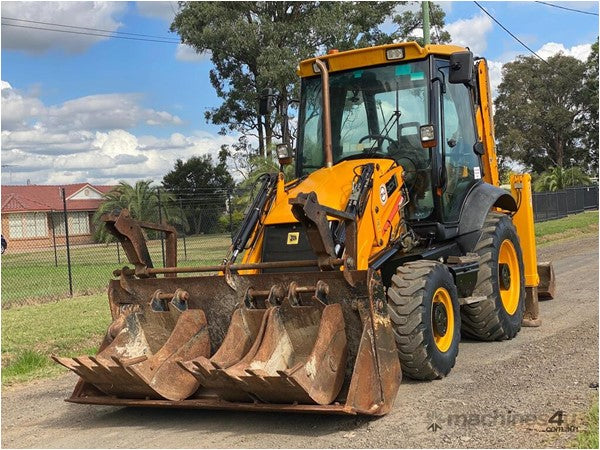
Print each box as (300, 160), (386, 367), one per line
(287, 232), (299, 245)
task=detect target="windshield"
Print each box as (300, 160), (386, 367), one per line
(298, 59), (430, 173)
(297, 59), (434, 220)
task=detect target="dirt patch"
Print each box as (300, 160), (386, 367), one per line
(2, 234), (598, 448)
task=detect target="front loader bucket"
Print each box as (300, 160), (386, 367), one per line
(59, 269), (401, 415)
(537, 261), (556, 300)
(53, 290), (210, 401)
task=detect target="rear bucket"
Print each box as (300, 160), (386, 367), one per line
(53, 290), (209, 401)
(537, 262), (556, 300)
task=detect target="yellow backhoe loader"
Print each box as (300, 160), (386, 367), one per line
(54, 42), (555, 416)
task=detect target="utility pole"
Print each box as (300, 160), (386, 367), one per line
(422, 1), (431, 46)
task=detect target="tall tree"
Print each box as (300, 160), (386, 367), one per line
(494, 53), (592, 174)
(162, 150), (235, 235)
(172, 2), (452, 160)
(581, 39), (599, 174)
(171, 2), (400, 158)
(93, 180), (180, 243)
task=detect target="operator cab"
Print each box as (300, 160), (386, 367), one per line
(295, 44), (483, 234)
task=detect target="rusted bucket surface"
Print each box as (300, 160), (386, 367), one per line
(53, 302), (209, 401)
(537, 261), (556, 300)
(181, 307), (267, 402)
(182, 299), (347, 405)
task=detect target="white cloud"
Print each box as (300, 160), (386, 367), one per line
(136, 1), (178, 23)
(1, 84), (46, 130)
(1, 1), (126, 54)
(1, 81), (238, 185)
(537, 42), (592, 61)
(487, 60), (504, 99)
(1, 84), (182, 133)
(175, 44), (211, 63)
(446, 14), (493, 55)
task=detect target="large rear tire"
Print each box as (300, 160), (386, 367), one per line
(387, 260), (460, 380)
(461, 212), (525, 341)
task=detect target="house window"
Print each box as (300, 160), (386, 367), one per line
(70, 212), (90, 235)
(50, 211), (90, 236)
(8, 212), (48, 238)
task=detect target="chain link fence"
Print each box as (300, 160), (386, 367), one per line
(0, 186), (254, 308)
(2, 184), (597, 308)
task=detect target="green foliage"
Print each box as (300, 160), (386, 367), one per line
(93, 180), (182, 243)
(580, 39), (599, 175)
(494, 51), (597, 174)
(533, 166), (592, 192)
(162, 151), (235, 235)
(171, 2), (451, 158)
(392, 2), (450, 45)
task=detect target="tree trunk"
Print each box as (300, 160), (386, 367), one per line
(556, 135), (564, 168)
(265, 118), (273, 159)
(257, 114), (265, 157)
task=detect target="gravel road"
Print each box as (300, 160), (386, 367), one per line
(2, 234), (598, 449)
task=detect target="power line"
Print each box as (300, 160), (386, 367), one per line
(1, 16), (180, 41)
(473, 1), (596, 97)
(535, 1), (599, 16)
(473, 1), (550, 65)
(1, 22), (179, 44)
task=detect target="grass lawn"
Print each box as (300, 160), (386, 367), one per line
(1, 293), (111, 385)
(1, 233), (231, 308)
(574, 397), (599, 448)
(536, 211), (598, 245)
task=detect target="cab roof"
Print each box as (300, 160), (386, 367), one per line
(297, 42), (467, 78)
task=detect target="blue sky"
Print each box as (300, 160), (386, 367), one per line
(1, 1), (598, 185)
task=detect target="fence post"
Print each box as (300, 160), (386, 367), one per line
(179, 197), (187, 261)
(49, 209), (58, 267)
(156, 187), (166, 267)
(116, 241), (121, 264)
(61, 188), (73, 297)
(228, 189), (233, 238)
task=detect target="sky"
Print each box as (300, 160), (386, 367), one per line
(1, 0), (598, 185)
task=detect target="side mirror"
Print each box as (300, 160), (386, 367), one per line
(259, 88), (275, 115)
(449, 51), (474, 84)
(420, 124), (437, 148)
(276, 143), (293, 166)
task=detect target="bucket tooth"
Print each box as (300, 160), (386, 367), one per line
(54, 306), (211, 401)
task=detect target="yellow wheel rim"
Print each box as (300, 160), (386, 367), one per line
(498, 239), (520, 315)
(432, 287), (454, 353)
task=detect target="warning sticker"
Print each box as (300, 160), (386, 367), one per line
(474, 166), (481, 180)
(380, 184), (388, 205)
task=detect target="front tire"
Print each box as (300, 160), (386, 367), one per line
(461, 212), (525, 341)
(387, 260), (460, 380)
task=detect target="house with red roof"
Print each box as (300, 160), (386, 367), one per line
(1, 183), (115, 250)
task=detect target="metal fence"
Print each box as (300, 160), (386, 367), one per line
(1, 186), (251, 308)
(532, 185), (599, 222)
(2, 184), (597, 308)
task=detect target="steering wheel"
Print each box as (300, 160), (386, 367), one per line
(358, 134), (397, 153)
